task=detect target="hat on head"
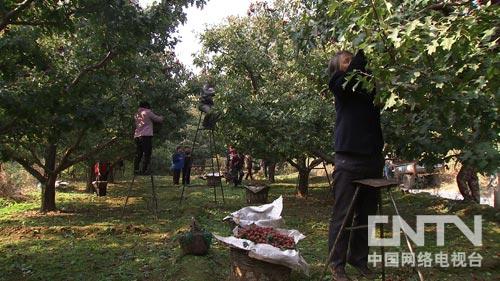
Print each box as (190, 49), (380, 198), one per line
(203, 84), (215, 95)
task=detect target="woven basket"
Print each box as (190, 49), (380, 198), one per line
(245, 186), (269, 204)
(179, 231), (210, 256)
(229, 248), (291, 281)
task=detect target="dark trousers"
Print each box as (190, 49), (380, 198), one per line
(182, 166), (191, 185)
(328, 152), (383, 270)
(134, 136), (153, 172)
(173, 169), (181, 185)
(245, 168), (253, 180)
(231, 169), (243, 186)
(95, 172), (108, 196)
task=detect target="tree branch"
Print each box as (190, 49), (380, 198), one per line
(286, 158), (300, 170)
(8, 20), (58, 26)
(310, 149), (335, 164)
(0, 120), (16, 136)
(65, 51), (115, 93)
(57, 136), (118, 172)
(369, 0), (397, 62)
(242, 62), (260, 94)
(19, 143), (48, 171)
(58, 129), (87, 170)
(2, 146), (45, 182)
(307, 157), (324, 170)
(421, 1), (471, 14)
(0, 0), (37, 32)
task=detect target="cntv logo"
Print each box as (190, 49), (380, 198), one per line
(368, 215), (482, 247)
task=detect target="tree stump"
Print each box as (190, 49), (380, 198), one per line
(245, 185), (269, 204)
(229, 248), (291, 281)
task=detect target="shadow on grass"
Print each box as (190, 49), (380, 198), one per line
(1, 175), (499, 281)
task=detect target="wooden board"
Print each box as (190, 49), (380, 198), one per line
(352, 178), (399, 188)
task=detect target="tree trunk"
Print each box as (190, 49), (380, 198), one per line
(268, 162), (276, 183)
(297, 168), (311, 198)
(108, 165), (114, 183)
(456, 165), (480, 203)
(42, 174), (57, 212)
(494, 173), (499, 209)
(41, 144), (57, 212)
(86, 162), (95, 193)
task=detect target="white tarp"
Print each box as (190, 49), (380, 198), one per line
(223, 196), (284, 227)
(216, 196), (310, 275)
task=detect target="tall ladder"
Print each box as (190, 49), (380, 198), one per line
(121, 171), (158, 219)
(179, 112), (225, 204)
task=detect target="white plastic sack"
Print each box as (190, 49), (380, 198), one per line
(214, 234), (309, 275)
(249, 244), (309, 275)
(223, 196), (284, 227)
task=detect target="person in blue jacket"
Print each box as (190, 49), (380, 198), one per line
(327, 50), (383, 281)
(171, 146), (185, 185)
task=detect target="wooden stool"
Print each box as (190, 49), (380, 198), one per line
(321, 178), (423, 281)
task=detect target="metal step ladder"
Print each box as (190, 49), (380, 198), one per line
(179, 111), (225, 204)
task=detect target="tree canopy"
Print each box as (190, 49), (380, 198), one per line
(295, 0), (499, 172)
(196, 1), (336, 195)
(0, 0), (204, 211)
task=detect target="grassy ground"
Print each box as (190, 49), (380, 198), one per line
(0, 174), (498, 281)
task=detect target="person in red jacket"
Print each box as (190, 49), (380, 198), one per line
(134, 101), (164, 175)
(93, 161), (110, 196)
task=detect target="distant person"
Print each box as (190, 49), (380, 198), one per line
(244, 154), (254, 180)
(226, 145), (236, 183)
(230, 151), (244, 187)
(182, 146), (193, 185)
(93, 161), (110, 196)
(260, 159), (268, 178)
(171, 146), (185, 185)
(134, 101), (164, 175)
(226, 145), (234, 171)
(326, 49), (383, 281)
(198, 83), (220, 129)
(115, 159), (125, 178)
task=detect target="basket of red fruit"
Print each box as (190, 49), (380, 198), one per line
(226, 224), (299, 281)
(215, 196), (309, 280)
(236, 224), (295, 249)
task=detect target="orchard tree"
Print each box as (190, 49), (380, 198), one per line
(0, 0), (203, 211)
(197, 1), (334, 196)
(294, 0), (499, 199)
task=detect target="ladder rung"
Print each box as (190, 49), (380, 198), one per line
(345, 225), (368, 231)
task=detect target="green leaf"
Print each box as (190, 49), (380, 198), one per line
(440, 37), (456, 51)
(427, 40), (439, 55)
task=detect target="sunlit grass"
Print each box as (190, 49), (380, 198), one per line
(0, 175), (498, 280)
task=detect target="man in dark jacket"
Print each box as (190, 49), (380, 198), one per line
(327, 50), (383, 281)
